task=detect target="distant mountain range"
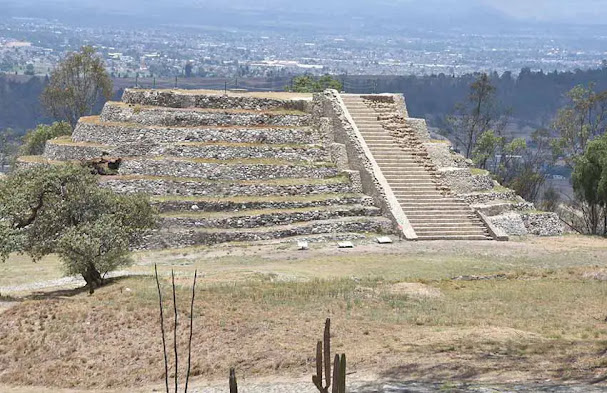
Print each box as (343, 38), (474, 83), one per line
(1, 0), (603, 30)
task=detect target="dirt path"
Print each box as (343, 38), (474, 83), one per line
(2, 380), (606, 393)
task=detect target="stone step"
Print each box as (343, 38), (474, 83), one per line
(414, 230), (490, 237)
(401, 206), (472, 213)
(400, 201), (470, 207)
(408, 218), (483, 224)
(380, 169), (434, 174)
(374, 156), (421, 161)
(396, 195), (457, 201)
(152, 193), (375, 213)
(118, 157), (339, 180)
(100, 174), (354, 197)
(44, 138), (329, 162)
(72, 117), (319, 145)
(100, 102), (311, 128)
(416, 235), (492, 241)
(397, 197), (465, 202)
(387, 173), (440, 179)
(413, 224), (486, 231)
(391, 185), (441, 190)
(160, 205), (382, 229)
(144, 216), (394, 249)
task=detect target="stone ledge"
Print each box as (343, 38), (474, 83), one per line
(102, 176), (354, 197)
(439, 167), (495, 194)
(152, 194), (374, 213)
(72, 118), (319, 145)
(100, 102), (312, 127)
(44, 138), (329, 163)
(118, 158), (340, 180)
(143, 217), (394, 249)
(160, 205), (382, 229)
(122, 89), (312, 112)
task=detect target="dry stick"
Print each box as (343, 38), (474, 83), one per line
(184, 270), (198, 393)
(155, 265), (170, 393)
(172, 270), (179, 393)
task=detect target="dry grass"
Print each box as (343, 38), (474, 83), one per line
(0, 273), (606, 389)
(1, 236), (607, 389)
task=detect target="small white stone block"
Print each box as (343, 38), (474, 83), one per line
(376, 236), (393, 244)
(191, 204), (200, 211)
(338, 241), (354, 249)
(297, 241), (309, 250)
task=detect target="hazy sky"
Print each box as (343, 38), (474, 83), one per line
(481, 0), (606, 22)
(3, 0), (607, 26)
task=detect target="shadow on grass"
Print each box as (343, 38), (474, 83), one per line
(22, 276), (134, 301)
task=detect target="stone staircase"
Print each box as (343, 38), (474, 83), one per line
(26, 90), (393, 248)
(340, 94), (492, 240)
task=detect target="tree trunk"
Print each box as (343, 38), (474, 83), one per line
(82, 264), (104, 294)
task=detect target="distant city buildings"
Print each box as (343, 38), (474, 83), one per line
(0, 17), (606, 79)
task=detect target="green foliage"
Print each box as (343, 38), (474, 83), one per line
(473, 130), (504, 169)
(19, 122), (72, 156)
(571, 134), (607, 234)
(0, 164), (157, 291)
(287, 75), (343, 93)
(0, 128), (19, 168)
(553, 84), (607, 167)
(41, 46), (113, 128)
(474, 128), (552, 203)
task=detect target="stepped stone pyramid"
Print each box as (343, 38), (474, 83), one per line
(17, 89), (562, 248)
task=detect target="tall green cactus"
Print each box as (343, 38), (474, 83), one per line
(312, 318), (347, 393)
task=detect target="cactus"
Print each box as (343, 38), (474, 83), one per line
(229, 368), (238, 393)
(312, 318), (347, 393)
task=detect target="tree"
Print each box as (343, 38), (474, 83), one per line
(20, 122), (72, 156)
(474, 128), (553, 202)
(24, 64), (35, 76)
(571, 133), (607, 235)
(0, 128), (19, 170)
(184, 62), (193, 78)
(287, 75), (343, 93)
(41, 46), (113, 128)
(0, 164), (157, 292)
(446, 73), (508, 158)
(553, 84), (607, 167)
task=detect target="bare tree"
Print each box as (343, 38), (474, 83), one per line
(446, 73), (509, 158)
(41, 46), (112, 128)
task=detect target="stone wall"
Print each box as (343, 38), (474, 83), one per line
(102, 177), (354, 197)
(122, 89), (312, 112)
(118, 159), (340, 180)
(438, 168), (494, 194)
(145, 218), (392, 249)
(161, 206), (381, 229)
(72, 119), (320, 145)
(100, 103), (311, 127)
(424, 142), (471, 168)
(154, 195), (375, 213)
(45, 139), (329, 163)
(488, 212), (564, 237)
